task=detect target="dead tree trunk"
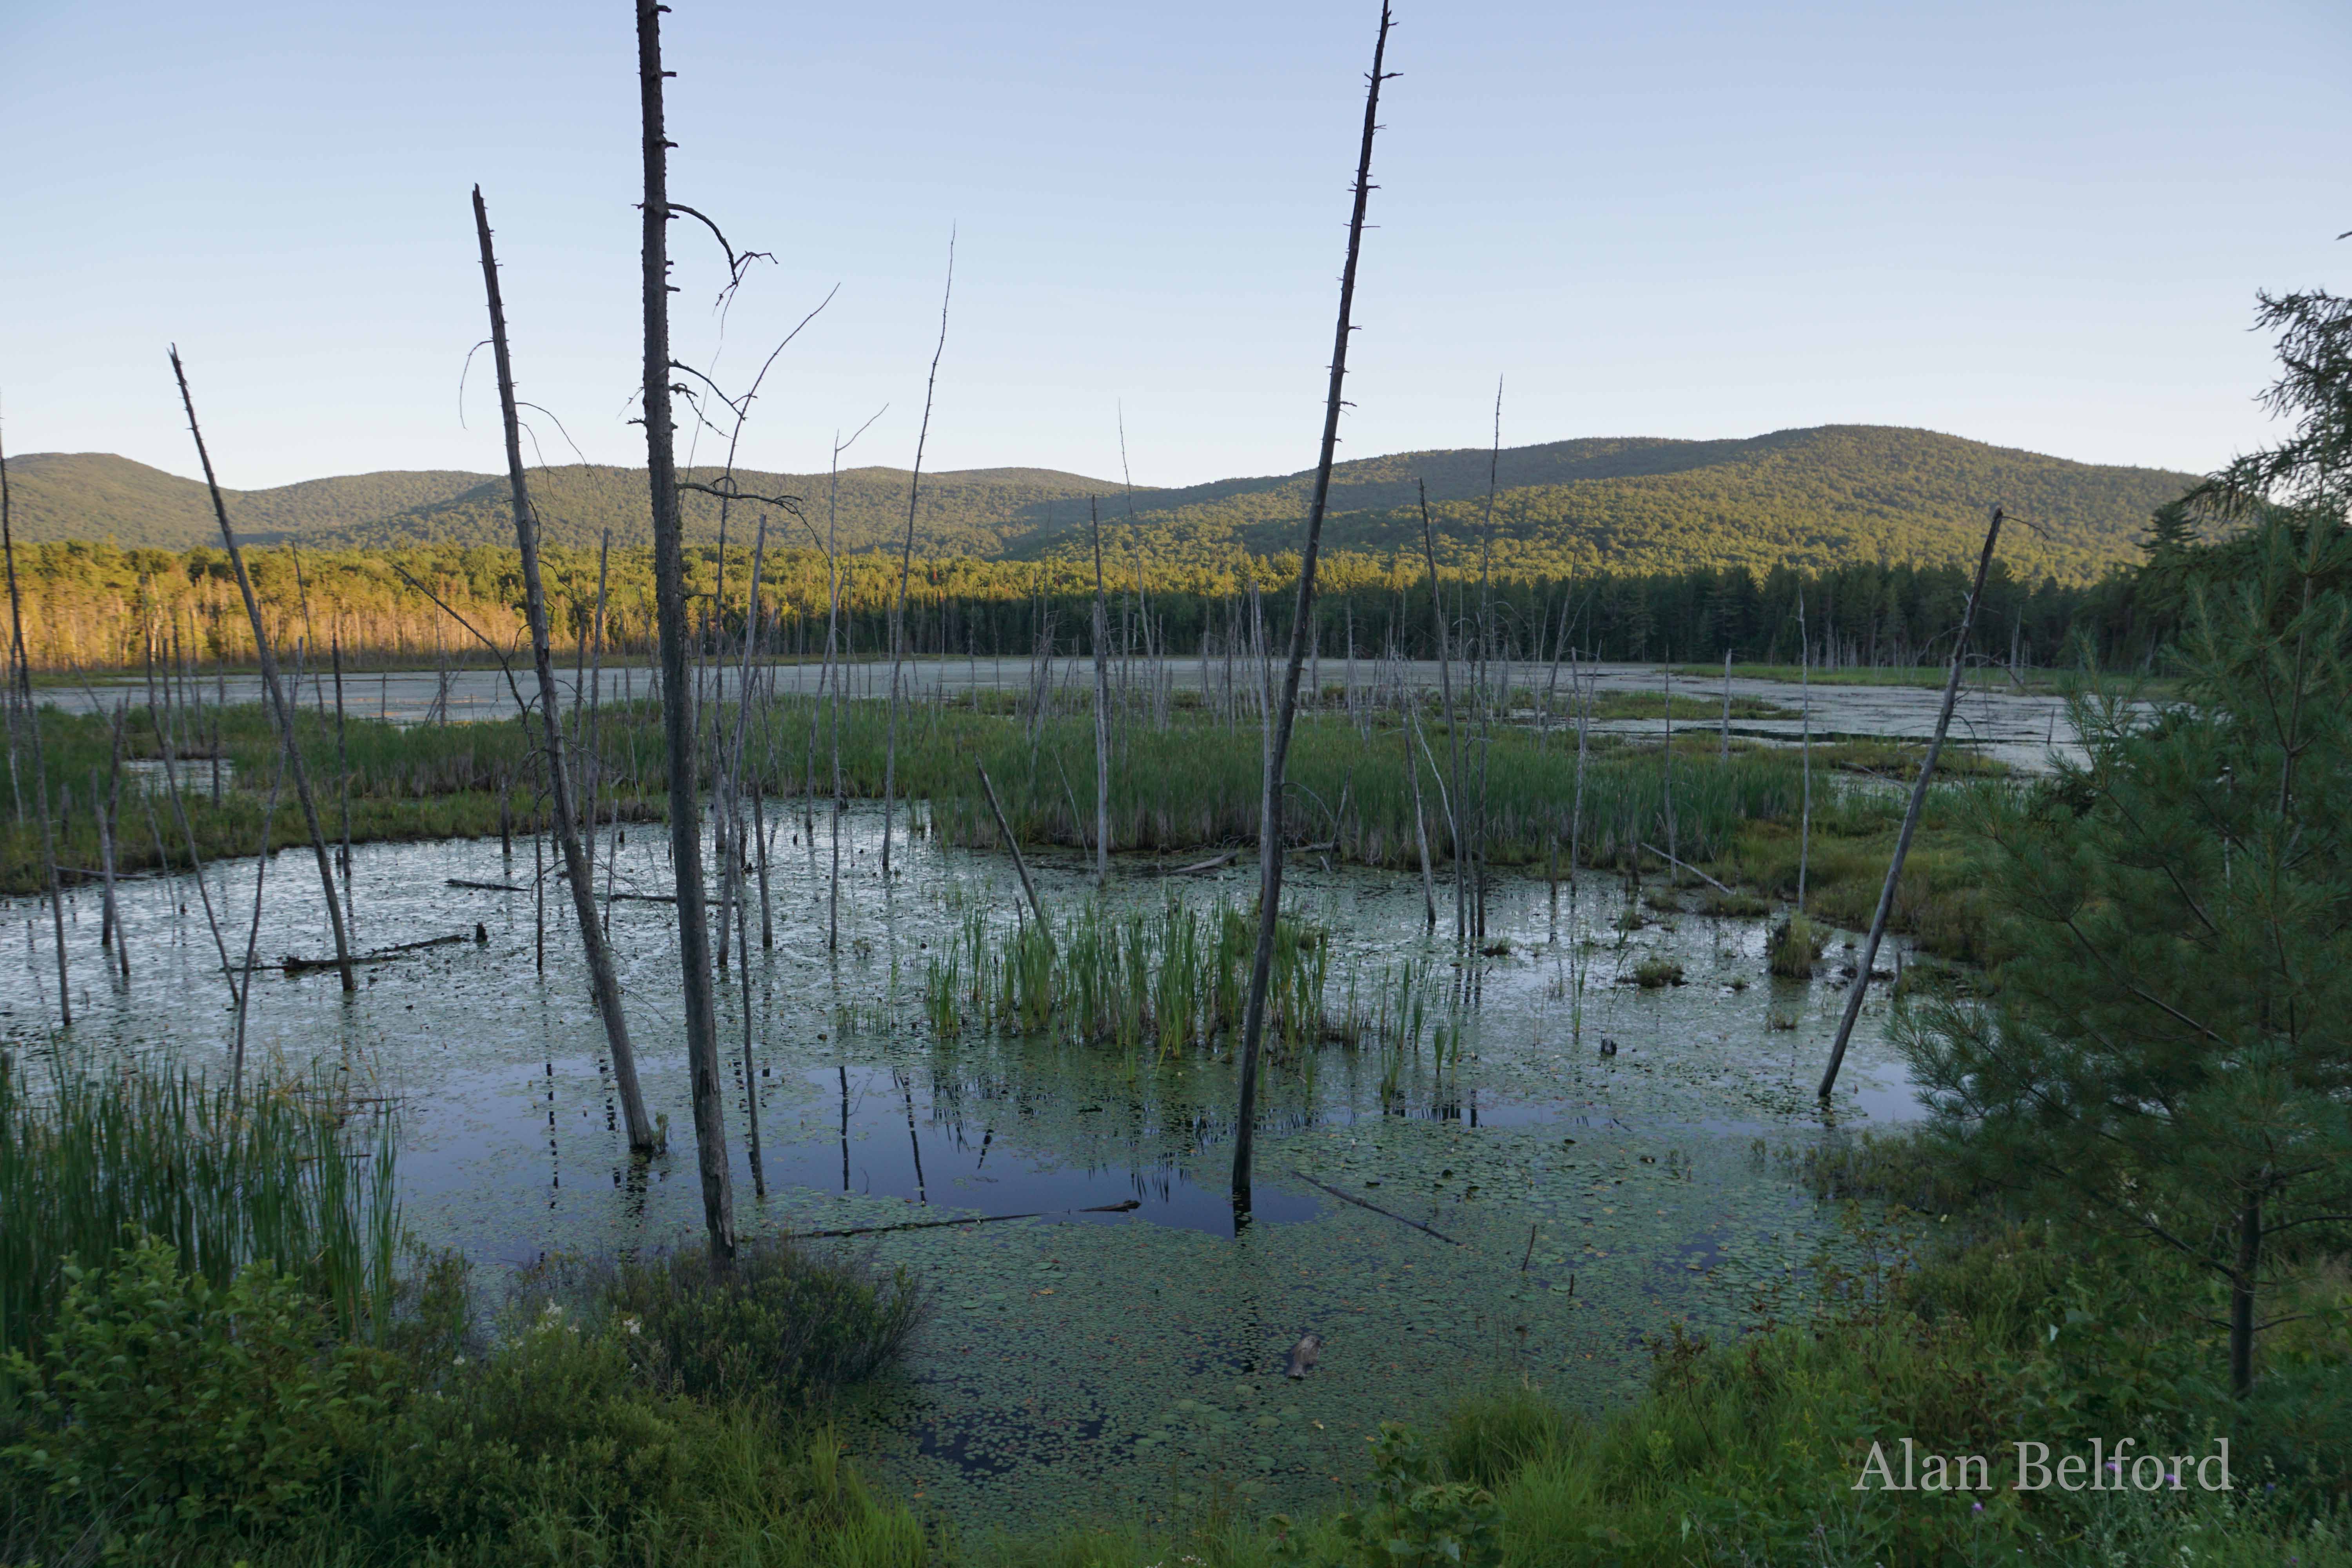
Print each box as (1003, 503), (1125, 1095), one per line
(1417, 484), (1468, 946)
(882, 236), (954, 878)
(1796, 586), (1811, 911)
(1818, 507), (2004, 1100)
(1089, 497), (1112, 886)
(474, 183), (659, 1155)
(638, 0), (734, 1257)
(332, 635), (354, 933)
(1231, 2), (1392, 1216)
(168, 348), (356, 995)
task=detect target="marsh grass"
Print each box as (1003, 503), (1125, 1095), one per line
(924, 897), (1352, 1059)
(0, 1056), (398, 1353)
(1630, 956), (1685, 989)
(9, 694), (1998, 963)
(1767, 911), (1827, 978)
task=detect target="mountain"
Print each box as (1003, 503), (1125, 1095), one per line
(8, 426), (2197, 583)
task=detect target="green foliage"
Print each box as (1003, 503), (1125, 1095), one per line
(924, 897), (1352, 1058)
(598, 1241), (922, 1410)
(1903, 514), (2352, 1393)
(2, 1231), (388, 1535)
(1766, 911), (1825, 978)
(0, 1059), (399, 1352)
(1632, 956), (1685, 989)
(1274, 1423), (1504, 1568)
(0, 1229), (927, 1566)
(15, 430), (2188, 588)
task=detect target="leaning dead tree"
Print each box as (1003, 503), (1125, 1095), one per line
(1817, 505), (2006, 1100)
(472, 184), (660, 1154)
(1089, 496), (1112, 885)
(882, 234), (953, 877)
(169, 348), (356, 995)
(639, 0), (734, 1258)
(1230, 1), (1394, 1216)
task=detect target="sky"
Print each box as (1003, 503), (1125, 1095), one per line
(2, 0), (2347, 491)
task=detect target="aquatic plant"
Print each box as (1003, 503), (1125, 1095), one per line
(1632, 957), (1686, 989)
(925, 896), (1348, 1058)
(1767, 912), (1826, 979)
(0, 1057), (399, 1353)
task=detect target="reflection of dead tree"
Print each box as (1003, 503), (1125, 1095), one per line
(473, 184), (661, 1156)
(169, 347), (356, 996)
(1231, 3), (1396, 1218)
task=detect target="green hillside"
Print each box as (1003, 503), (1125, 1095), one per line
(8, 425), (2196, 583)
(5, 454), (491, 550)
(1014, 426), (2199, 584)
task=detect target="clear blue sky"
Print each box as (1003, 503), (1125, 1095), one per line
(3, 0), (2347, 490)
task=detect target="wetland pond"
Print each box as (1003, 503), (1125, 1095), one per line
(4, 797), (1930, 1532)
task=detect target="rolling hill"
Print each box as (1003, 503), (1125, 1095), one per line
(9, 426), (2198, 584)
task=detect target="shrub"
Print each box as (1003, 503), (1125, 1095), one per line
(603, 1240), (921, 1409)
(0, 1230), (386, 1535)
(1274, 1422), (1503, 1568)
(394, 1297), (694, 1541)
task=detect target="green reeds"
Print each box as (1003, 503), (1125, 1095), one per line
(1768, 911), (1827, 978)
(0, 1056), (399, 1352)
(926, 896), (1365, 1059)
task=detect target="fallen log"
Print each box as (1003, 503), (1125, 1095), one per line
(1289, 1169), (1463, 1245)
(447, 878), (526, 892)
(1638, 842), (1735, 896)
(276, 933), (472, 974)
(786, 1198), (1139, 1240)
(1149, 849), (1239, 877)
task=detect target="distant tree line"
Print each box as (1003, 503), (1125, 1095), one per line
(7, 526), (2194, 677)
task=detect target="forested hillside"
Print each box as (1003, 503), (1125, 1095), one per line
(13, 425), (2193, 584)
(1024, 426), (2196, 585)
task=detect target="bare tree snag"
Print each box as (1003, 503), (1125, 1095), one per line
(1089, 496), (1112, 886)
(883, 233), (953, 878)
(1818, 506), (2005, 1100)
(474, 184), (659, 1155)
(639, 0), (735, 1258)
(1418, 482), (1468, 944)
(1231, 2), (1394, 1216)
(168, 348), (356, 995)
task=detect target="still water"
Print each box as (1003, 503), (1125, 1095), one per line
(4, 800), (1927, 1529)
